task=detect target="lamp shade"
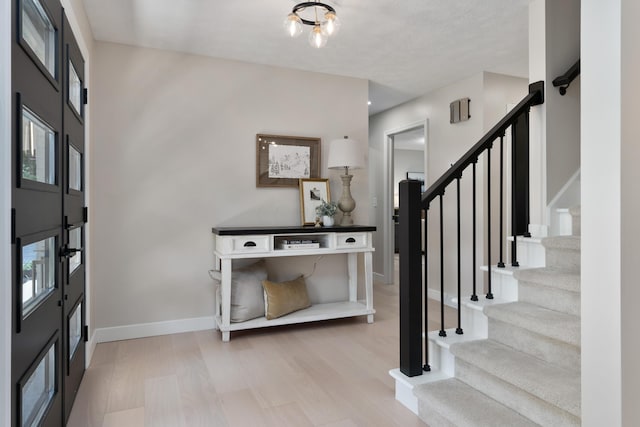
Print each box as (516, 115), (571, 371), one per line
(327, 137), (365, 170)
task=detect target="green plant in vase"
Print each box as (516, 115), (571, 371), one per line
(315, 199), (338, 227)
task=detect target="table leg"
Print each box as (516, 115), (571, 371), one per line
(365, 251), (374, 322)
(347, 252), (357, 302)
(221, 258), (232, 341)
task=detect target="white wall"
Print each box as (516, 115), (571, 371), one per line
(90, 42), (369, 333)
(529, 0), (581, 225)
(544, 0), (581, 206)
(1, 0), (12, 423)
(482, 73), (529, 131)
(582, 0), (640, 424)
(369, 73), (484, 284)
(369, 72), (526, 297)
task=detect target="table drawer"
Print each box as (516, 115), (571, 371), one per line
(217, 235), (271, 254)
(335, 233), (369, 249)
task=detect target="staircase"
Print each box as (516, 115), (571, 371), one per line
(412, 208), (581, 426)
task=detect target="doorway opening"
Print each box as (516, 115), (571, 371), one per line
(382, 119), (428, 284)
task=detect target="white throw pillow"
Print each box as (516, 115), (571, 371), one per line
(214, 260), (268, 322)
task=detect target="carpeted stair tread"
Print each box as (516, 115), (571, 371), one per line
(542, 236), (580, 272)
(484, 302), (580, 346)
(513, 267), (580, 293)
(542, 236), (580, 251)
(414, 378), (539, 427)
(450, 339), (580, 417)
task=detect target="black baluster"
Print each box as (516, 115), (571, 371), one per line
(423, 205), (430, 372)
(498, 134), (505, 268)
(471, 161), (478, 302)
(523, 110), (532, 238)
(511, 121), (520, 267)
(456, 177), (463, 335)
(487, 145), (494, 300)
(439, 193), (447, 337)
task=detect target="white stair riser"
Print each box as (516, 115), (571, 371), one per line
(489, 272), (518, 301)
(395, 380), (419, 415)
(429, 340), (456, 376)
(557, 209), (574, 236)
(514, 239), (546, 268)
(390, 368), (454, 416)
(460, 305), (488, 339)
(455, 359), (581, 427)
(488, 319), (581, 371)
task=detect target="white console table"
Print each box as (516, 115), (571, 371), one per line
(212, 225), (376, 341)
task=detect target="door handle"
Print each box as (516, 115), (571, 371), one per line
(60, 246), (81, 258)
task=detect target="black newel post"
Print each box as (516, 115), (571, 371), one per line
(399, 179), (423, 377)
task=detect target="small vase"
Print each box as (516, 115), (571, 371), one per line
(322, 215), (335, 227)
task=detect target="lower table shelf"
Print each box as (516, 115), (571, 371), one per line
(215, 301), (375, 339)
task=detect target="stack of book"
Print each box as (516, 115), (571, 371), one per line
(278, 239), (320, 250)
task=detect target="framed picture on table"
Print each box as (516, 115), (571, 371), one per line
(299, 178), (331, 225)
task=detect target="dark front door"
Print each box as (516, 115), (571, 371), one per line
(61, 13), (86, 421)
(11, 0), (86, 425)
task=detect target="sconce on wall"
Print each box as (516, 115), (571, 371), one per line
(450, 97), (471, 123)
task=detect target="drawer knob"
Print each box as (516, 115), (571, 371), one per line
(243, 241), (257, 247)
(345, 237), (356, 243)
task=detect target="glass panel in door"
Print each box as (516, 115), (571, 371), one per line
(68, 144), (81, 192)
(68, 60), (82, 116)
(20, 342), (57, 427)
(20, 0), (56, 78)
(21, 107), (56, 185)
(68, 302), (82, 360)
(68, 226), (81, 274)
(21, 236), (56, 317)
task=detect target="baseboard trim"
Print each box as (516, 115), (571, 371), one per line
(86, 330), (98, 367)
(93, 316), (216, 344)
(427, 289), (457, 309)
(373, 271), (393, 284)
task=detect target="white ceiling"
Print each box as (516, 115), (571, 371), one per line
(82, 0), (530, 115)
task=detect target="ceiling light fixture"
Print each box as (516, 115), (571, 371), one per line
(284, 2), (340, 49)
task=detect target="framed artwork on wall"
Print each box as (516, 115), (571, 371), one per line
(299, 178), (330, 225)
(256, 134), (321, 187)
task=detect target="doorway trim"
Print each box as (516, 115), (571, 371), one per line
(381, 119), (429, 284)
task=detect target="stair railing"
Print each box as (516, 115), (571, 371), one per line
(552, 59), (580, 95)
(399, 81), (545, 377)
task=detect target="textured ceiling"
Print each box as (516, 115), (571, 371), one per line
(82, 0), (530, 115)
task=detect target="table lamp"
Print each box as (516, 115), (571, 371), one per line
(327, 136), (364, 225)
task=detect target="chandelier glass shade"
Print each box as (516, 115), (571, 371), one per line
(283, 2), (340, 48)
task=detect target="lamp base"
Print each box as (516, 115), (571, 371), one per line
(340, 212), (354, 226)
(338, 174), (356, 226)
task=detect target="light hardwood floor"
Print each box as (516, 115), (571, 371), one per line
(67, 270), (456, 426)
